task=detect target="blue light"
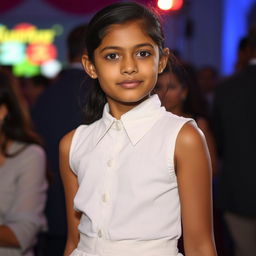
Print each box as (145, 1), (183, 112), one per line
(222, 0), (255, 75)
(0, 42), (25, 65)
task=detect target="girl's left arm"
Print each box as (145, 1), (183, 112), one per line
(175, 122), (217, 256)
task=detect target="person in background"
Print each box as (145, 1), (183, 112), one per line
(155, 60), (217, 174)
(213, 27), (256, 256)
(197, 66), (218, 114)
(23, 75), (50, 107)
(31, 24), (91, 256)
(234, 37), (250, 73)
(0, 70), (47, 256)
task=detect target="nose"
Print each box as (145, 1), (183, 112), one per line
(121, 55), (138, 75)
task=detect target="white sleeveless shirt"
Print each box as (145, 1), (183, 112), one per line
(69, 95), (193, 255)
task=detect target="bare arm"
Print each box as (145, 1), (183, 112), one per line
(175, 122), (217, 256)
(0, 226), (20, 247)
(59, 130), (81, 256)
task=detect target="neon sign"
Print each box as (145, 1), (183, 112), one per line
(0, 23), (62, 77)
(0, 24), (56, 43)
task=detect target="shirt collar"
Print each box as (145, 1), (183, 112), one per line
(93, 94), (165, 146)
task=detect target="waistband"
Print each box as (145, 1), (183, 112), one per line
(72, 233), (183, 256)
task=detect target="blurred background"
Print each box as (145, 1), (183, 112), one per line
(1, 1), (256, 256)
(1, 0), (255, 77)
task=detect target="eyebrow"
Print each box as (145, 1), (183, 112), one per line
(99, 43), (154, 53)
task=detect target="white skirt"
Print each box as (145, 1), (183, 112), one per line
(70, 233), (183, 256)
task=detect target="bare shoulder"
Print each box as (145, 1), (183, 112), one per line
(59, 129), (77, 156)
(176, 121), (206, 147)
(175, 121), (209, 162)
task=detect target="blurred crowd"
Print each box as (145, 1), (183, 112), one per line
(0, 22), (256, 256)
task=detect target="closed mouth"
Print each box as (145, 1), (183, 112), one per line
(117, 80), (143, 88)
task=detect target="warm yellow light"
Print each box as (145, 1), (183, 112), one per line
(157, 0), (174, 10)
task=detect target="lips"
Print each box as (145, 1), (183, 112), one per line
(117, 80), (143, 89)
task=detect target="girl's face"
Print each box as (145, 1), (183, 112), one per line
(83, 21), (168, 107)
(154, 72), (187, 113)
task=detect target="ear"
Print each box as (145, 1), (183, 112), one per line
(81, 54), (98, 79)
(158, 47), (169, 74)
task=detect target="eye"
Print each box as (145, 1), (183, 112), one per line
(136, 50), (151, 58)
(105, 53), (119, 60)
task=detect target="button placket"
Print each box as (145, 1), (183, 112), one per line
(99, 123), (122, 239)
(102, 192), (109, 203)
(98, 229), (103, 238)
(107, 158), (114, 168)
(98, 121), (124, 240)
(116, 120), (122, 131)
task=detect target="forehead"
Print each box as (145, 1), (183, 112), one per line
(98, 21), (157, 49)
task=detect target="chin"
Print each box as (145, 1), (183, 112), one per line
(124, 94), (149, 102)
(112, 94), (149, 105)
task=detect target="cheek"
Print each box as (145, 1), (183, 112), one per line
(96, 66), (118, 88)
(151, 74), (159, 88)
(140, 58), (159, 75)
(147, 66), (160, 88)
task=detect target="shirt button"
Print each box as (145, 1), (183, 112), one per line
(116, 121), (122, 131)
(102, 193), (109, 203)
(98, 229), (103, 238)
(107, 159), (114, 167)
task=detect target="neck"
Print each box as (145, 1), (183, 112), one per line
(107, 96), (148, 119)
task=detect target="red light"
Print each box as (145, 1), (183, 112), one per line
(157, 0), (184, 11)
(13, 23), (36, 31)
(27, 43), (57, 65)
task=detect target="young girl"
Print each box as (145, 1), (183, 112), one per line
(60, 2), (217, 256)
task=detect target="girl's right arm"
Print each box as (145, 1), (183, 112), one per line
(59, 130), (81, 256)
